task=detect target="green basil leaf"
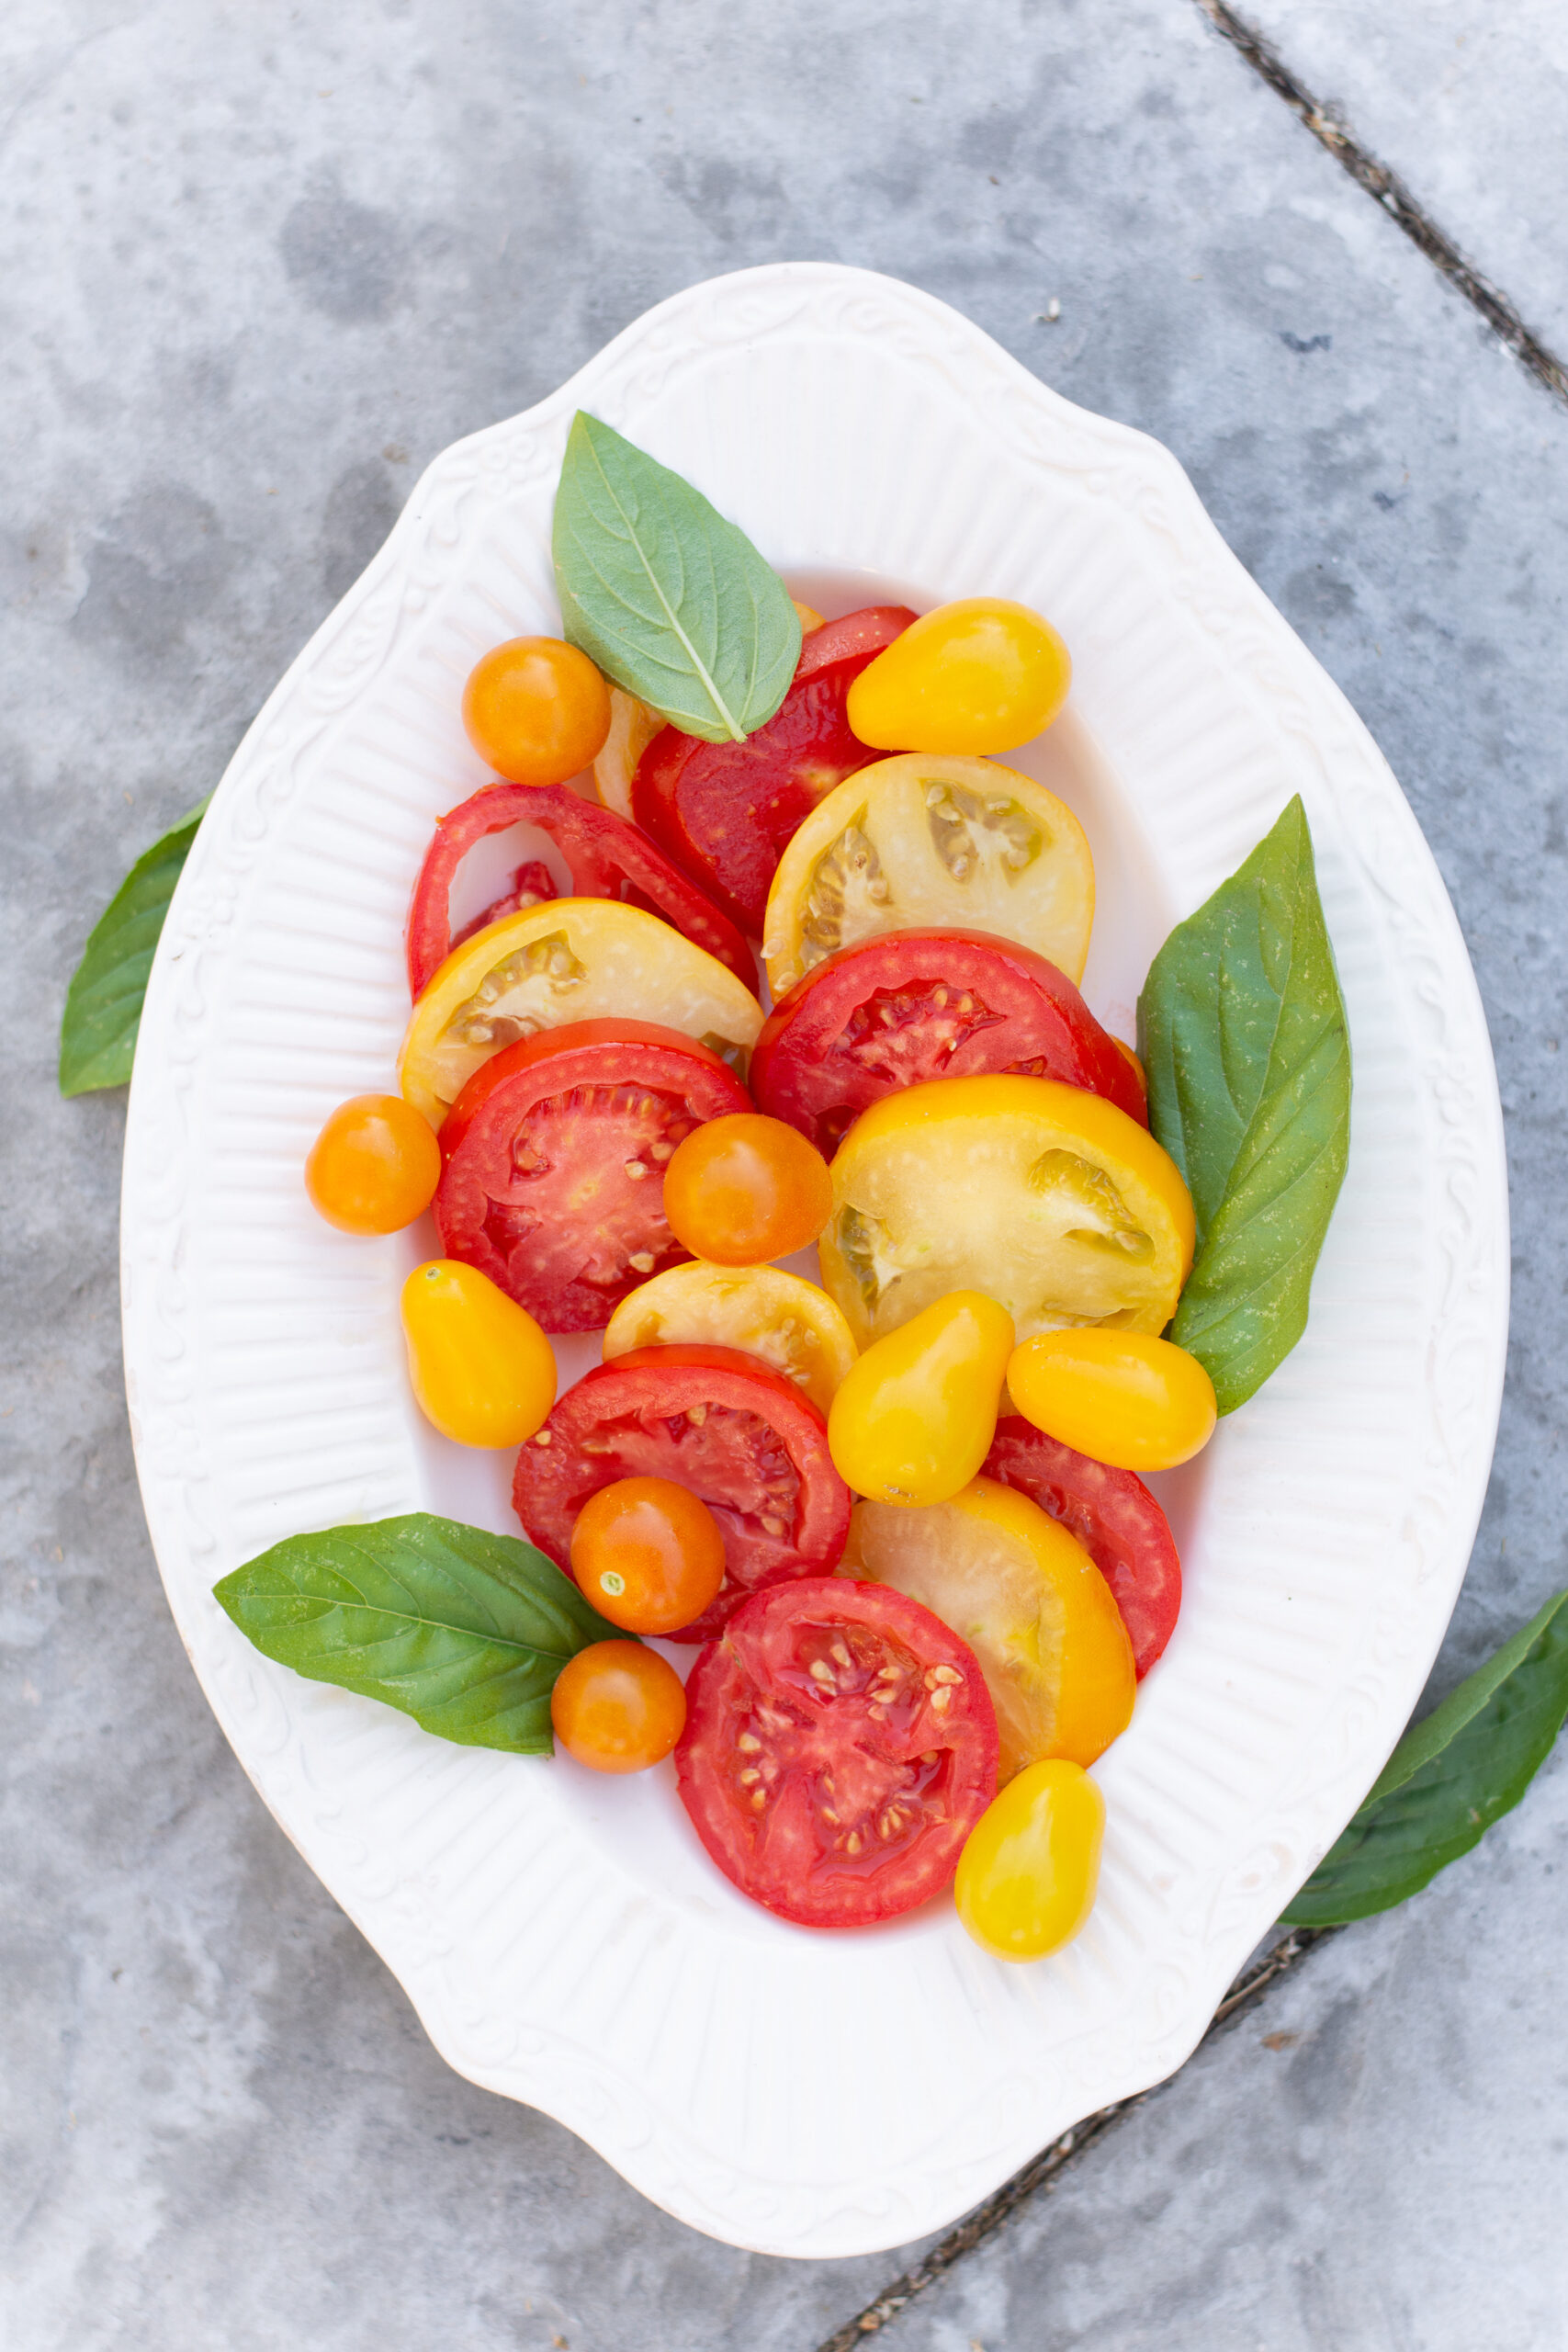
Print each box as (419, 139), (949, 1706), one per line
(1282, 1590), (1568, 1926)
(1138, 796), (1351, 1413)
(59, 795), (211, 1096)
(551, 411), (801, 744)
(213, 1512), (626, 1755)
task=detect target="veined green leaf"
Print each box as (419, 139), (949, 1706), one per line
(1138, 796), (1350, 1413)
(1282, 1590), (1568, 1926)
(59, 795), (210, 1095)
(213, 1513), (626, 1755)
(551, 411), (801, 744)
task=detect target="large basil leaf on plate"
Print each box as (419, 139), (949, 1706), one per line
(1138, 795), (1350, 1413)
(552, 410), (801, 744)
(214, 1513), (626, 1754)
(1282, 1590), (1568, 1926)
(59, 795), (210, 1096)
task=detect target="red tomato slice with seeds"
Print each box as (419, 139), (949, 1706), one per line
(406, 782), (756, 1001)
(751, 927), (1147, 1156)
(633, 606), (917, 934)
(982, 1415), (1182, 1677)
(435, 1022), (750, 1332)
(675, 1577), (998, 1928)
(513, 1344), (851, 1639)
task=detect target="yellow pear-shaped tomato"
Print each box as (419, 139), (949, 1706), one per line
(955, 1758), (1105, 1961)
(400, 1260), (557, 1447)
(828, 1291), (1014, 1506)
(840, 1476), (1134, 1781)
(846, 598), (1072, 756)
(1008, 1329), (1217, 1471)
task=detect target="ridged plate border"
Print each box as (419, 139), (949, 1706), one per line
(120, 263), (1507, 2257)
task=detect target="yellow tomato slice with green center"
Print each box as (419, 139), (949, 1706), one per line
(840, 1476), (1134, 1782)
(828, 1290), (1014, 1507)
(846, 597), (1072, 757)
(398, 899), (762, 1128)
(601, 1261), (858, 1414)
(955, 1758), (1105, 1961)
(761, 752), (1094, 1000)
(818, 1073), (1194, 1351)
(1008, 1329), (1217, 1471)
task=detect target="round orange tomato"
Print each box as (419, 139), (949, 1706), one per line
(305, 1093), (442, 1234)
(462, 636), (612, 786)
(570, 1477), (727, 1635)
(662, 1113), (833, 1266)
(550, 1640), (687, 1772)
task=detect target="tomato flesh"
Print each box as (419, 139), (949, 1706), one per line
(752, 927), (1146, 1155)
(406, 781), (755, 1001)
(513, 1343), (851, 1640)
(434, 1021), (750, 1332)
(981, 1415), (1182, 1678)
(634, 606), (916, 934)
(675, 1577), (998, 1928)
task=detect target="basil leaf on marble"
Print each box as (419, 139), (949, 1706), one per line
(213, 1513), (626, 1755)
(552, 411), (800, 744)
(59, 795), (210, 1096)
(1282, 1591), (1568, 1926)
(1138, 796), (1350, 1413)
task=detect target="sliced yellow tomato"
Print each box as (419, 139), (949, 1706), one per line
(792, 599), (827, 633)
(398, 899), (762, 1128)
(592, 684), (664, 820)
(818, 1074), (1194, 1351)
(601, 1261), (857, 1414)
(840, 1476), (1134, 1782)
(956, 1758), (1105, 1961)
(762, 752), (1094, 999)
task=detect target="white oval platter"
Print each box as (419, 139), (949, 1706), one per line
(120, 262), (1507, 2259)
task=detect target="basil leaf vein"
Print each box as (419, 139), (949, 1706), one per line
(214, 1513), (626, 1755)
(59, 794), (211, 1096)
(1138, 795), (1351, 1413)
(1282, 1590), (1568, 1926)
(551, 411), (800, 744)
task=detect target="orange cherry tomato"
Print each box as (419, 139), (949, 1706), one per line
(570, 1476), (727, 1635)
(550, 1639), (687, 1772)
(462, 636), (612, 786)
(305, 1093), (442, 1234)
(662, 1113), (833, 1266)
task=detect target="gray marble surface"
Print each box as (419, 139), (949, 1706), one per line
(4, 3), (1565, 2346)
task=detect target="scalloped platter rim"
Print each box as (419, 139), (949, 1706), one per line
(120, 263), (1507, 2258)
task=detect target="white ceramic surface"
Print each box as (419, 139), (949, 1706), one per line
(120, 263), (1508, 2258)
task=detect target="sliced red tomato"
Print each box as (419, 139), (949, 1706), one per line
(751, 927), (1147, 1155)
(981, 1415), (1181, 1678)
(675, 1577), (998, 1928)
(405, 782), (756, 1001)
(633, 605), (917, 934)
(513, 1344), (851, 1638)
(435, 1022), (750, 1332)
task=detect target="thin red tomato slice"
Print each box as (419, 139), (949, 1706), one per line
(513, 1344), (851, 1639)
(751, 927), (1147, 1155)
(675, 1577), (998, 1928)
(981, 1415), (1181, 1677)
(405, 782), (757, 1001)
(435, 1023), (750, 1332)
(633, 606), (917, 934)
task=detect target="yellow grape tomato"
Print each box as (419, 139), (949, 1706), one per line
(1007, 1329), (1217, 1471)
(400, 1259), (557, 1448)
(955, 1758), (1105, 1961)
(846, 598), (1072, 756)
(828, 1290), (1014, 1506)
